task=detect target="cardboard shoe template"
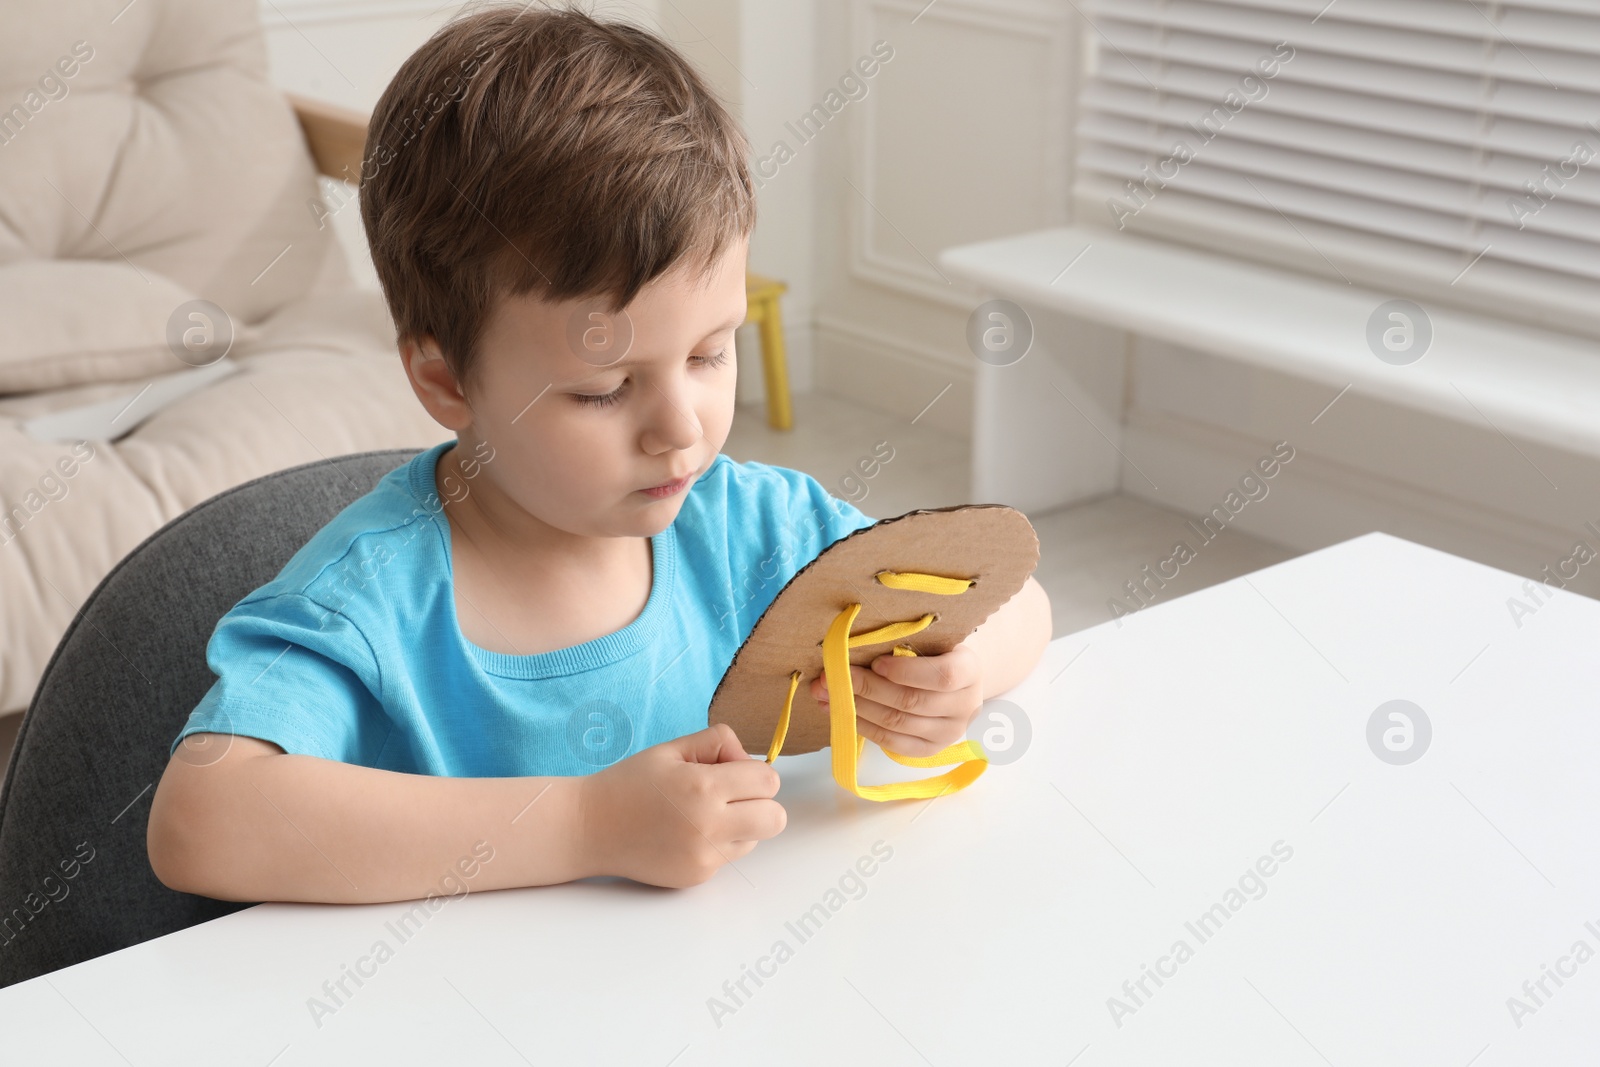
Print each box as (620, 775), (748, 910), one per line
(708, 504), (1040, 801)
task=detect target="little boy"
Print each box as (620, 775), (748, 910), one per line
(147, 4), (1051, 902)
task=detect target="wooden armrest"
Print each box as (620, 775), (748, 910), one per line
(286, 91), (370, 184)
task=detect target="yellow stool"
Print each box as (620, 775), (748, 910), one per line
(744, 271), (794, 430)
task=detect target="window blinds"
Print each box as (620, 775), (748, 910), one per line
(1073, 0), (1600, 338)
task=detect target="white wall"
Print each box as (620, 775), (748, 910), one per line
(808, 0), (1073, 439)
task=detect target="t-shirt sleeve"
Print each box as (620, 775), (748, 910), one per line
(785, 466), (876, 550)
(170, 591), (389, 764)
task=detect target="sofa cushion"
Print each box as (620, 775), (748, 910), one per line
(0, 0), (347, 326)
(0, 261), (262, 396)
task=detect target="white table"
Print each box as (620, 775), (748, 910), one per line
(2, 532), (1596, 1065)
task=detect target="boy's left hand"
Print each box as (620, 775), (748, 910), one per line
(809, 644), (983, 758)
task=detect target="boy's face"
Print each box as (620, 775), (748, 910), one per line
(407, 234), (748, 542)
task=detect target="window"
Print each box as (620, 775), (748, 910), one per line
(1072, 0), (1600, 339)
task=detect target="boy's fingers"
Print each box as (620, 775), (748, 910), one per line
(837, 665), (961, 719)
(725, 796), (787, 842)
(852, 696), (949, 740)
(819, 664), (900, 708)
(855, 716), (950, 759)
(677, 722), (750, 765)
(707, 755), (782, 801)
(866, 651), (969, 691)
(722, 838), (760, 862)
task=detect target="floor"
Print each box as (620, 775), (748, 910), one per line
(0, 393), (1299, 784)
(722, 393), (1301, 638)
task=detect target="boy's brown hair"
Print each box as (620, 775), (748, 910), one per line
(359, 3), (756, 393)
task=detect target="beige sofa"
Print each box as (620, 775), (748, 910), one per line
(0, 0), (451, 716)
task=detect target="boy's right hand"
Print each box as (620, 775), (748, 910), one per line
(577, 722), (786, 888)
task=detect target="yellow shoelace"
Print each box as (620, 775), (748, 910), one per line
(764, 570), (989, 801)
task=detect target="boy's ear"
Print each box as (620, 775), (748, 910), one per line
(400, 332), (474, 432)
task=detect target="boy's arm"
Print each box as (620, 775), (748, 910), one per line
(148, 736), (587, 902)
(148, 723), (784, 902)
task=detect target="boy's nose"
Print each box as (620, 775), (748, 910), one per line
(640, 383), (703, 452)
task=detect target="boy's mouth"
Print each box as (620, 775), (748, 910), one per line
(639, 470), (696, 498)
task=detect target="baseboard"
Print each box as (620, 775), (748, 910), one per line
(1120, 407), (1600, 600)
(811, 314), (973, 439)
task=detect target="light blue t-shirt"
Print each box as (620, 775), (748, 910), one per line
(171, 441), (874, 777)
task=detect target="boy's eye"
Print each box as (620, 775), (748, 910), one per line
(572, 383), (625, 408)
(570, 351), (728, 408)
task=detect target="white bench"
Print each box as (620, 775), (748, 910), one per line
(939, 225), (1600, 514)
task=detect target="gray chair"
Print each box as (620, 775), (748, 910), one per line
(0, 448), (423, 988)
